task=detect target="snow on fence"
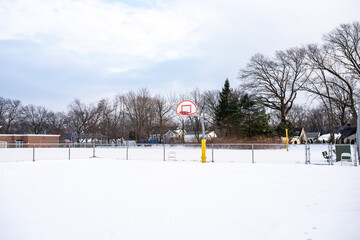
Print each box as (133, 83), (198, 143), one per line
(0, 142), (358, 165)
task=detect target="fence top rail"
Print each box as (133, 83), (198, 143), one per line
(1, 142), (356, 147)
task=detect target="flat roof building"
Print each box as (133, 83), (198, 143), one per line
(0, 134), (60, 148)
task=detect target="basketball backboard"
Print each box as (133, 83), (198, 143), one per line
(176, 100), (197, 116)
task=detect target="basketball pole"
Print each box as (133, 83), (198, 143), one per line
(185, 113), (206, 163)
(200, 115), (206, 163)
(286, 128), (289, 151)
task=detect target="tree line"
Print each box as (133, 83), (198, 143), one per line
(239, 21), (360, 141)
(0, 22), (359, 143)
(0, 89), (219, 142)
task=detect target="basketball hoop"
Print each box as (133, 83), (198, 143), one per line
(179, 111), (190, 116)
(176, 100), (197, 116)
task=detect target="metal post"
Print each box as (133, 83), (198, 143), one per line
(353, 144), (358, 167)
(332, 143), (335, 165)
(212, 144), (214, 163)
(33, 144), (35, 162)
(126, 141), (129, 160)
(201, 139), (206, 163)
(329, 143), (334, 165)
(199, 115), (205, 140)
(252, 144), (255, 163)
(328, 143), (331, 165)
(305, 143), (310, 164)
(286, 129), (289, 151)
(68, 143), (71, 160)
(92, 142), (96, 158)
(199, 115), (206, 163)
(163, 144), (166, 161)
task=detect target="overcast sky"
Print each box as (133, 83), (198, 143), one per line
(1, 0), (359, 111)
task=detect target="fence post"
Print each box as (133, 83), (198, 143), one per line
(163, 144), (166, 161)
(33, 144), (35, 162)
(305, 143), (310, 164)
(92, 142), (96, 158)
(353, 145), (358, 167)
(126, 142), (129, 160)
(252, 144), (255, 163)
(212, 144), (214, 163)
(68, 143), (71, 160)
(329, 143), (334, 165)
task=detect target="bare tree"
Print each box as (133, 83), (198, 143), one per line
(47, 111), (67, 136)
(0, 97), (6, 132)
(331, 79), (354, 125)
(154, 94), (175, 143)
(114, 95), (129, 141)
(67, 99), (102, 138)
(324, 22), (360, 78)
(306, 106), (327, 132)
(287, 104), (308, 129)
(97, 98), (115, 139)
(239, 47), (309, 129)
(98, 95), (129, 141)
(305, 22), (360, 124)
(21, 104), (50, 134)
(302, 61), (337, 142)
(202, 90), (219, 130)
(1, 98), (22, 133)
(123, 88), (155, 142)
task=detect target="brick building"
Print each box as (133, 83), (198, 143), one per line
(0, 134), (60, 148)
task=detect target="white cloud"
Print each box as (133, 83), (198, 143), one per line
(0, 0), (209, 72)
(2, 0), (358, 76)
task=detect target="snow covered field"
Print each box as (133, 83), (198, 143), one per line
(1, 147), (360, 240)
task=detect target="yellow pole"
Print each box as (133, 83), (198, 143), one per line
(286, 128), (289, 151)
(201, 139), (207, 163)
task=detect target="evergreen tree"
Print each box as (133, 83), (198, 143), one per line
(275, 119), (294, 137)
(216, 80), (272, 138)
(215, 79), (238, 137)
(215, 79), (231, 125)
(237, 94), (272, 137)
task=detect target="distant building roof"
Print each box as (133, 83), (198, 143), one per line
(320, 126), (356, 139)
(306, 132), (320, 139)
(293, 128), (303, 137)
(339, 126), (356, 139)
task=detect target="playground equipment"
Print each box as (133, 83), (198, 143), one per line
(176, 100), (206, 163)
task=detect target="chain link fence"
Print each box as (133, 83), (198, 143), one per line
(0, 142), (358, 165)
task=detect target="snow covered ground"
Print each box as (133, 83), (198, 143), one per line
(0, 147), (360, 240)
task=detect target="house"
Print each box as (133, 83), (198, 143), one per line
(0, 134), (60, 148)
(206, 131), (218, 141)
(184, 132), (198, 143)
(343, 133), (356, 144)
(290, 128), (307, 144)
(164, 129), (217, 143)
(184, 131), (218, 143)
(317, 133), (341, 143)
(319, 125), (356, 143)
(338, 126), (356, 144)
(306, 132), (320, 143)
(163, 129), (186, 143)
